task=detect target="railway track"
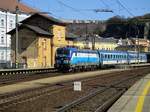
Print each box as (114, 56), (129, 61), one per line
(57, 72), (142, 112)
(0, 69), (59, 86)
(0, 67), (150, 112)
(0, 64), (149, 86)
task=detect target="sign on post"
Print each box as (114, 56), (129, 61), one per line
(74, 81), (81, 91)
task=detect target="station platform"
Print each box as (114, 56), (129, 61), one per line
(108, 73), (150, 112)
(0, 69), (124, 95)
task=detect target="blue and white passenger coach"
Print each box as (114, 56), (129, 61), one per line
(98, 50), (128, 66)
(54, 47), (100, 71)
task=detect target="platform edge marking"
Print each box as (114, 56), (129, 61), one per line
(135, 81), (150, 112)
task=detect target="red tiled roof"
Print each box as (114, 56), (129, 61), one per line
(0, 0), (37, 13)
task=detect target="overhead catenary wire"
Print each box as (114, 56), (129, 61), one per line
(97, 0), (118, 16)
(56, 0), (88, 16)
(116, 0), (135, 17)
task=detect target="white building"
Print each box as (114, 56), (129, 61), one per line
(0, 0), (36, 68)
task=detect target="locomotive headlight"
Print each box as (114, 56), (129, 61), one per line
(64, 60), (69, 63)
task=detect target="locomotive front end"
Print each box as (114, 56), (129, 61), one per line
(54, 48), (71, 71)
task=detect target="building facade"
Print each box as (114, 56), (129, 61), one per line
(74, 37), (118, 50)
(0, 11), (29, 67)
(0, 0), (36, 68)
(115, 38), (150, 52)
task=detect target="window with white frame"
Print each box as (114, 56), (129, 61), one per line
(1, 19), (4, 27)
(1, 35), (4, 44)
(9, 20), (13, 28)
(1, 52), (4, 60)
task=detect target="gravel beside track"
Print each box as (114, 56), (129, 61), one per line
(0, 67), (150, 112)
(0, 69), (59, 86)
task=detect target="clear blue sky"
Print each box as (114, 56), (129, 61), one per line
(21, 0), (150, 20)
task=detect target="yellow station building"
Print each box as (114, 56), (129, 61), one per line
(74, 37), (118, 50)
(9, 14), (73, 68)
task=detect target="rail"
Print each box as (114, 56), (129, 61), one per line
(0, 67), (56, 76)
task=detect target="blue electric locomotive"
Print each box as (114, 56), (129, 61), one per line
(54, 47), (100, 71)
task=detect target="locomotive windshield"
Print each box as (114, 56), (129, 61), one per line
(56, 49), (70, 56)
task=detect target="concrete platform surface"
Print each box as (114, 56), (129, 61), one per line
(108, 73), (150, 112)
(0, 69), (124, 95)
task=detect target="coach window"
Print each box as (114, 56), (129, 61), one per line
(110, 54), (112, 59)
(105, 54), (107, 59)
(108, 55), (110, 59)
(113, 55), (115, 59)
(117, 55), (119, 59)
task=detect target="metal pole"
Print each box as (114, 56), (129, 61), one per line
(136, 25), (139, 64)
(5, 11), (7, 67)
(137, 29), (140, 64)
(15, 6), (19, 68)
(92, 34), (95, 50)
(85, 23), (88, 49)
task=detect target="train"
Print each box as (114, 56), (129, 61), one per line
(54, 47), (147, 71)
